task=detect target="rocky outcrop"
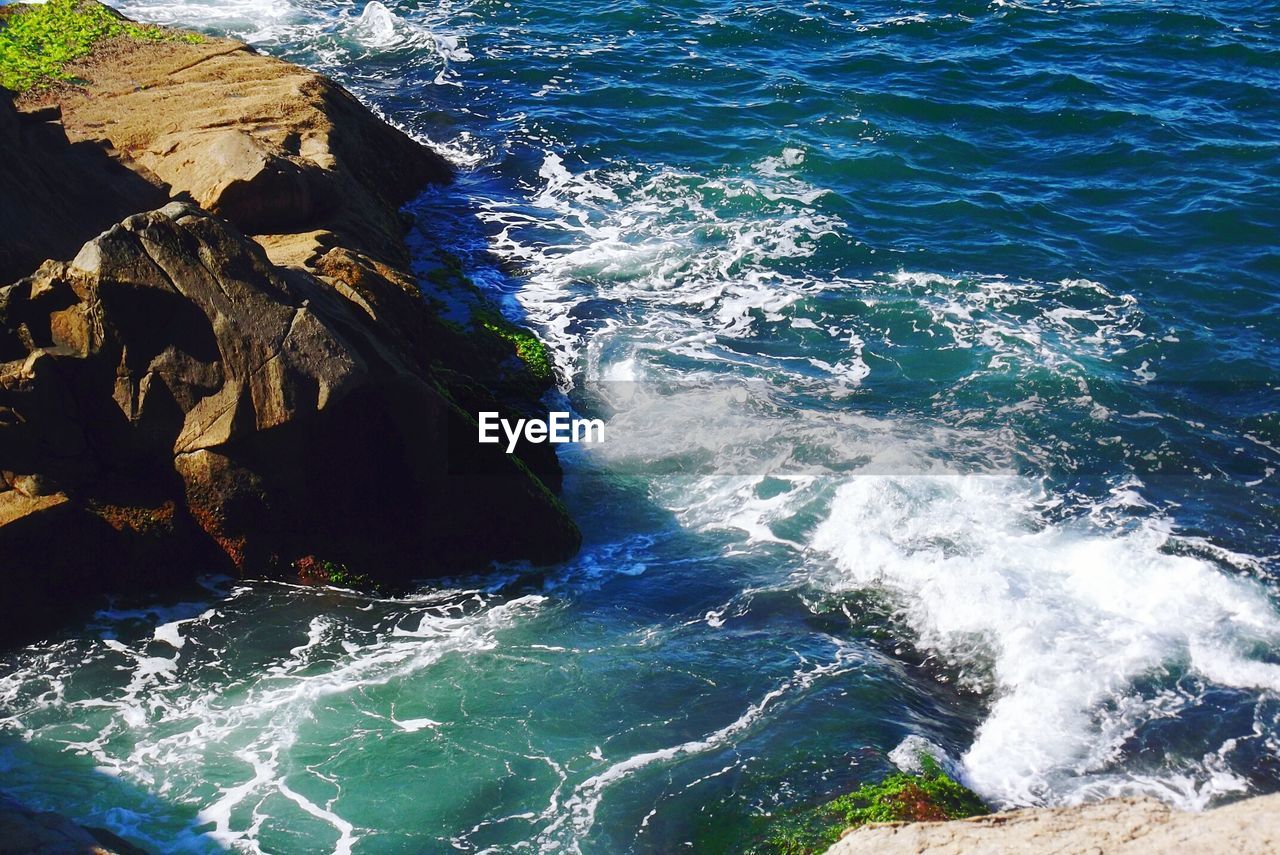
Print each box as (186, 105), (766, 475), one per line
(0, 5), (579, 640)
(0, 792), (146, 854)
(1, 201), (577, 588)
(18, 25), (450, 268)
(828, 793), (1280, 855)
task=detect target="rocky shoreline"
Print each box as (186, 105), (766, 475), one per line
(0, 0), (580, 644)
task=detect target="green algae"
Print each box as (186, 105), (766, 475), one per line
(419, 258), (556, 386)
(476, 310), (555, 383)
(755, 755), (988, 855)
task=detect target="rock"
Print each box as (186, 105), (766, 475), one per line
(0, 792), (147, 854)
(17, 18), (452, 269)
(827, 793), (1280, 855)
(0, 491), (122, 640)
(0, 203), (578, 637)
(10, 473), (54, 498)
(149, 128), (316, 234)
(0, 88), (166, 284)
(0, 3), (579, 642)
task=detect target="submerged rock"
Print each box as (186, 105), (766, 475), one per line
(0, 792), (148, 854)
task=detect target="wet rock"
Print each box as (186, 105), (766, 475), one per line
(0, 792), (148, 854)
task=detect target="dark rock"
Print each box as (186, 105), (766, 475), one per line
(0, 10), (578, 643)
(0, 792), (148, 854)
(0, 204), (578, 638)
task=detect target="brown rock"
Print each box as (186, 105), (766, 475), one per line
(10, 473), (54, 498)
(147, 128), (316, 233)
(0, 88), (166, 284)
(827, 793), (1280, 855)
(19, 22), (451, 268)
(0, 203), (578, 627)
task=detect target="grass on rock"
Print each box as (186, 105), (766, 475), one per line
(757, 755), (988, 855)
(0, 0), (200, 93)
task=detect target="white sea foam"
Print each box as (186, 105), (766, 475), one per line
(465, 132), (1280, 820)
(111, 0), (303, 43)
(112, 0), (472, 82)
(889, 734), (964, 780)
(812, 473), (1280, 808)
(476, 149), (847, 383)
(350, 1), (399, 48)
(1, 587), (550, 851)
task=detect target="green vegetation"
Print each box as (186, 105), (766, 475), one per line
(420, 259), (555, 385)
(0, 0), (200, 93)
(755, 755), (987, 855)
(317, 559), (372, 590)
(294, 555), (381, 592)
(475, 308), (555, 383)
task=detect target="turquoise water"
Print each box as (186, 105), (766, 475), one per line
(3, 0), (1279, 851)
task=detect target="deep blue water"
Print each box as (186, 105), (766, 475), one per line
(2, 0), (1278, 851)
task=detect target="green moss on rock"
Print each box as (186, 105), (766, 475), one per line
(474, 308), (555, 383)
(418, 260), (555, 387)
(0, 0), (200, 93)
(756, 755), (987, 855)
(294, 555), (380, 592)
